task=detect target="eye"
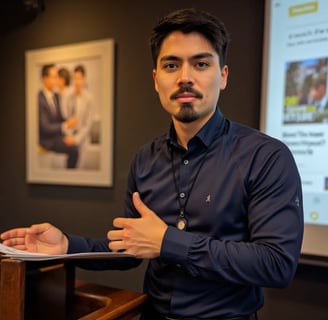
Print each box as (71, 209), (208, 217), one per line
(163, 63), (178, 71)
(195, 61), (209, 70)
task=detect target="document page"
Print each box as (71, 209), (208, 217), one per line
(0, 243), (135, 261)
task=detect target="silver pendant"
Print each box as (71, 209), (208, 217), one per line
(176, 217), (187, 230)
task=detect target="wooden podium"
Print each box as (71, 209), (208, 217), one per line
(0, 256), (147, 320)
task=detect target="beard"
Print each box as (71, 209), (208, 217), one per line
(173, 103), (199, 123)
(170, 85), (203, 123)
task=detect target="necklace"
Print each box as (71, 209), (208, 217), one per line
(170, 146), (210, 231)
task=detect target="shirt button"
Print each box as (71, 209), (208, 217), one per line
(183, 159), (189, 165)
(179, 192), (185, 199)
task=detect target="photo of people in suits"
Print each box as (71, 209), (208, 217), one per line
(38, 63), (79, 168)
(26, 39), (114, 187)
(37, 62), (100, 170)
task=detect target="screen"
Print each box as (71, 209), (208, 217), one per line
(261, 0), (328, 258)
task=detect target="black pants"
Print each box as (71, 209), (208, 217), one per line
(49, 139), (79, 169)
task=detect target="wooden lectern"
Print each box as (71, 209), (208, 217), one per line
(0, 256), (147, 320)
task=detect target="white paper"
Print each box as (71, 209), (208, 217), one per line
(0, 243), (135, 261)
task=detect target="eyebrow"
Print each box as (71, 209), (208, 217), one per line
(159, 52), (215, 63)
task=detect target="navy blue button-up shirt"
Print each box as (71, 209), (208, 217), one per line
(68, 107), (304, 318)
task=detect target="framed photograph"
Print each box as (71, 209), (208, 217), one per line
(25, 39), (114, 187)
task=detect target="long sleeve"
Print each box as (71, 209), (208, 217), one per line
(125, 109), (303, 316)
(160, 143), (303, 288)
(66, 234), (142, 270)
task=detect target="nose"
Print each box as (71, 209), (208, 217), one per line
(177, 64), (193, 86)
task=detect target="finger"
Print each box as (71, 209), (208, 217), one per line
(28, 223), (51, 235)
(107, 229), (123, 241)
(132, 192), (152, 217)
(2, 237), (26, 247)
(112, 217), (129, 229)
(0, 228), (29, 240)
(108, 240), (126, 252)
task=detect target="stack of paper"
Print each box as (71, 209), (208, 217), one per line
(0, 243), (134, 261)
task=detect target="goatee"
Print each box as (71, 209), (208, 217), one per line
(174, 103), (199, 123)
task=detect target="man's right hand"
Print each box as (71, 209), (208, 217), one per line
(0, 223), (68, 255)
(63, 135), (76, 146)
(65, 116), (78, 130)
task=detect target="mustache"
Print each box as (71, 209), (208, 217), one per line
(170, 85), (203, 100)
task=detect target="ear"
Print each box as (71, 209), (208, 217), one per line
(220, 65), (229, 90)
(152, 69), (159, 93)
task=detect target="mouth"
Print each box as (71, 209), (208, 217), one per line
(175, 92), (197, 104)
(170, 85), (203, 102)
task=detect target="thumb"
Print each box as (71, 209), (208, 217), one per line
(132, 192), (152, 217)
(27, 223), (50, 235)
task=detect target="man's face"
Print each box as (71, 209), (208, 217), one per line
(57, 76), (66, 90)
(310, 83), (326, 101)
(73, 71), (85, 94)
(153, 31), (228, 125)
(43, 67), (58, 91)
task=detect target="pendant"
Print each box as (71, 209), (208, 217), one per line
(176, 217), (188, 230)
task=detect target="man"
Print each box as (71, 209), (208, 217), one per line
(65, 64), (94, 146)
(38, 64), (79, 168)
(1, 8), (303, 320)
(57, 66), (72, 119)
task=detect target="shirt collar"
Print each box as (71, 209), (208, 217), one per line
(43, 87), (53, 99)
(167, 107), (226, 149)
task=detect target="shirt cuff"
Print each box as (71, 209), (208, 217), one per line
(66, 234), (91, 253)
(160, 226), (193, 264)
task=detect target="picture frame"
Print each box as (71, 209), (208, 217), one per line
(25, 38), (115, 187)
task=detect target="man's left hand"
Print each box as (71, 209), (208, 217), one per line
(108, 192), (168, 259)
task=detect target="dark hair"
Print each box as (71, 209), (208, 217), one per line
(311, 73), (327, 88)
(41, 64), (55, 78)
(58, 67), (71, 86)
(150, 8), (230, 68)
(74, 64), (86, 76)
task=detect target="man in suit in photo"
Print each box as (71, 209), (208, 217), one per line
(38, 63), (79, 168)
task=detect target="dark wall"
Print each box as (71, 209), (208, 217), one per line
(0, 1), (328, 319)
